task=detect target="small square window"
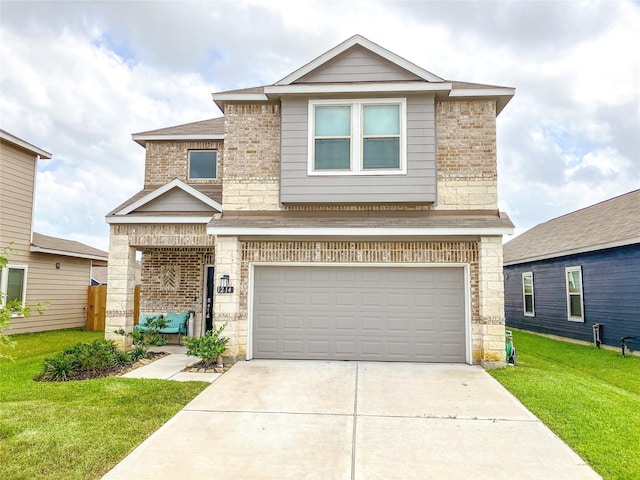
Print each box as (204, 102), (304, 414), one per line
(188, 151), (217, 180)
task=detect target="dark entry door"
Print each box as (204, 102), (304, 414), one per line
(205, 266), (215, 333)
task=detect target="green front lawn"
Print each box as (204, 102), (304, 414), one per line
(490, 329), (640, 480)
(0, 329), (209, 480)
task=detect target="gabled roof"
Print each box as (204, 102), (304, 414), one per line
(212, 34), (515, 115)
(132, 117), (225, 146)
(503, 189), (640, 265)
(0, 129), (52, 159)
(31, 232), (108, 261)
(106, 178), (222, 224)
(276, 34), (445, 85)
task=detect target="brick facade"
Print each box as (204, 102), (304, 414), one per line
(144, 140), (224, 187)
(216, 239), (504, 365)
(436, 100), (498, 210)
(139, 247), (214, 336)
(223, 104), (281, 211)
(106, 95), (507, 367)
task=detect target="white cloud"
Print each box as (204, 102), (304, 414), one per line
(1, 0), (639, 252)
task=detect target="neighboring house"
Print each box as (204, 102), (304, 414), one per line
(0, 129), (109, 334)
(503, 190), (640, 351)
(105, 35), (515, 367)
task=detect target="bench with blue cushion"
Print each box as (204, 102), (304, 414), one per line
(135, 312), (190, 345)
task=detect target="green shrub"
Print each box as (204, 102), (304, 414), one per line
(184, 323), (229, 367)
(114, 314), (168, 358)
(41, 354), (76, 381)
(130, 345), (149, 362)
(112, 349), (132, 366)
(38, 339), (134, 381)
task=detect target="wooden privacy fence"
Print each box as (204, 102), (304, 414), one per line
(86, 285), (140, 331)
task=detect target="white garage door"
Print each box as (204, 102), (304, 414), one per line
(251, 266), (467, 362)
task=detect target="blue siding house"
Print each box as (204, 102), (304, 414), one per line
(503, 190), (640, 352)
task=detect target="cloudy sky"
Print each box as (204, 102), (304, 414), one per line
(1, 0), (638, 252)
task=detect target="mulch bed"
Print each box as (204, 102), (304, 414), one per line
(34, 352), (169, 382)
(183, 361), (231, 374)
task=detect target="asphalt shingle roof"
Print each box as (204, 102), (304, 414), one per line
(208, 209), (514, 230)
(31, 232), (108, 260)
(133, 117), (225, 137)
(503, 189), (640, 265)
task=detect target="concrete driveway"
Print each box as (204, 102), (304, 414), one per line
(102, 361), (600, 480)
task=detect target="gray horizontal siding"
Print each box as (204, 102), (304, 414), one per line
(137, 188), (215, 212)
(297, 47), (421, 83)
(280, 96), (436, 204)
(504, 244), (640, 350)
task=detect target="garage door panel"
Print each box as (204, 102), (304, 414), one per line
(308, 315), (330, 332)
(252, 266), (466, 362)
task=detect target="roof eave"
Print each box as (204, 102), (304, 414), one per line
(504, 237), (640, 266)
(30, 245), (107, 261)
(448, 87), (515, 115)
(132, 133), (225, 147)
(105, 215), (214, 224)
(207, 226), (514, 237)
(0, 129), (52, 159)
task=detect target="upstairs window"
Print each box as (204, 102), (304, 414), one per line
(565, 266), (584, 322)
(522, 272), (535, 316)
(188, 150), (217, 180)
(1, 265), (27, 313)
(309, 98), (406, 175)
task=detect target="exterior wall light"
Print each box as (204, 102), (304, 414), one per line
(217, 274), (233, 293)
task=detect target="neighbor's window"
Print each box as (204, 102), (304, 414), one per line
(0, 265), (28, 313)
(188, 150), (217, 180)
(522, 272), (535, 316)
(565, 266), (584, 322)
(309, 98), (406, 175)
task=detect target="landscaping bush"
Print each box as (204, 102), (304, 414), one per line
(114, 314), (168, 358)
(184, 323), (230, 367)
(130, 344), (149, 362)
(37, 339), (132, 381)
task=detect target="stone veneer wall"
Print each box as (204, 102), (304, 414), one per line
(224, 240), (500, 363)
(435, 99), (498, 210)
(223, 104), (281, 210)
(144, 140), (224, 187)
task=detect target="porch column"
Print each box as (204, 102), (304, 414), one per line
(104, 229), (137, 349)
(214, 236), (243, 361)
(478, 236), (506, 368)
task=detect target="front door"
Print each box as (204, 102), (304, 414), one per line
(204, 266), (215, 333)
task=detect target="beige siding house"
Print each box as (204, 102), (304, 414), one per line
(105, 35), (515, 367)
(0, 130), (108, 334)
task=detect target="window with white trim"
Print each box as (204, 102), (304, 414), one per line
(188, 150), (217, 180)
(565, 266), (584, 322)
(522, 272), (535, 316)
(308, 98), (406, 175)
(1, 265), (28, 314)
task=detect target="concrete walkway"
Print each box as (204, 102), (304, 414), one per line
(103, 361), (600, 480)
(120, 346), (221, 383)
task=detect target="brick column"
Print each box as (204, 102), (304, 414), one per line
(214, 236), (244, 361)
(478, 236), (506, 368)
(104, 229), (137, 349)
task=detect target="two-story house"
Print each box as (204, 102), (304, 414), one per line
(0, 129), (109, 334)
(105, 35), (514, 367)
